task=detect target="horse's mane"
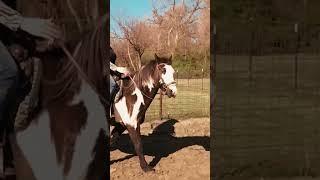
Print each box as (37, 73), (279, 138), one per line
(74, 15), (108, 96)
(42, 15), (108, 104)
(132, 56), (171, 90)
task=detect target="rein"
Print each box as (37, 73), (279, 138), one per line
(160, 81), (176, 91)
(119, 74), (154, 100)
(128, 75), (154, 100)
(121, 71), (176, 100)
(58, 42), (110, 106)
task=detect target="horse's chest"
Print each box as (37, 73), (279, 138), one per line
(115, 87), (145, 129)
(15, 83), (107, 180)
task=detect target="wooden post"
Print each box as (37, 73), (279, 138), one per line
(188, 70), (190, 87)
(0, 130), (4, 179)
(249, 30), (254, 83)
(294, 23), (300, 89)
(159, 91), (163, 120)
(213, 24), (216, 80)
(176, 70), (179, 85)
(202, 68), (204, 90)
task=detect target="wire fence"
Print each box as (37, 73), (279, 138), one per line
(213, 21), (320, 178)
(145, 70), (210, 122)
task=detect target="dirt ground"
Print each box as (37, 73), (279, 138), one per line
(110, 118), (210, 180)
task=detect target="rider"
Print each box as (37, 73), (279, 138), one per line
(0, 0), (62, 134)
(109, 46), (130, 103)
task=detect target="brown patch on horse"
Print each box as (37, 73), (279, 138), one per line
(48, 100), (88, 175)
(117, 54), (173, 119)
(37, 16), (108, 176)
(126, 95), (137, 116)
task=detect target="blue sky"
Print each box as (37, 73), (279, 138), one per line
(110, 0), (153, 33)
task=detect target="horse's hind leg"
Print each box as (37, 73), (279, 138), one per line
(126, 125), (154, 172)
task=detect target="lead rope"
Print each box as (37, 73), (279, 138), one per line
(58, 42), (110, 106)
(127, 75), (155, 100)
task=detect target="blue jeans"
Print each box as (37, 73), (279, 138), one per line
(0, 41), (18, 125)
(110, 75), (116, 94)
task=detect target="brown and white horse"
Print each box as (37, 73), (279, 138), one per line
(9, 16), (109, 180)
(111, 54), (177, 172)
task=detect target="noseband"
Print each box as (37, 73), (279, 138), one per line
(160, 79), (176, 93)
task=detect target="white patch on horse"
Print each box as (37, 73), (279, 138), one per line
(16, 111), (64, 180)
(162, 65), (177, 95)
(115, 87), (145, 129)
(67, 81), (107, 180)
(143, 76), (154, 92)
(17, 81), (107, 180)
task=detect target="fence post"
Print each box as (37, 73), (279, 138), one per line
(159, 91), (163, 120)
(202, 68), (204, 90)
(249, 30), (254, 84)
(176, 70), (179, 85)
(188, 68), (190, 87)
(213, 24), (216, 80)
(294, 23), (300, 89)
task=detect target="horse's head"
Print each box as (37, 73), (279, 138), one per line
(155, 54), (177, 98)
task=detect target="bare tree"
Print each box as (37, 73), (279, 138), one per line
(150, 0), (205, 57)
(113, 17), (152, 70)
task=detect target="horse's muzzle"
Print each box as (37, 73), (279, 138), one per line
(166, 89), (176, 98)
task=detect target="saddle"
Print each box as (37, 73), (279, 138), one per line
(0, 43), (42, 178)
(110, 76), (124, 124)
(7, 44), (42, 132)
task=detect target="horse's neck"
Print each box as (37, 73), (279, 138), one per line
(133, 73), (160, 106)
(40, 53), (81, 105)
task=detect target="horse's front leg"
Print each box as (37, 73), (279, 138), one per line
(126, 124), (154, 172)
(110, 122), (126, 147)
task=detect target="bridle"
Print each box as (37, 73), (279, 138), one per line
(59, 42), (110, 106)
(159, 78), (176, 94)
(117, 68), (176, 100)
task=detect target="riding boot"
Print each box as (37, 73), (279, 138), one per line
(114, 81), (123, 103)
(110, 85), (119, 119)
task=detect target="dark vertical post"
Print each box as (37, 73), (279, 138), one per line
(213, 23), (217, 133)
(202, 68), (204, 90)
(159, 92), (163, 120)
(213, 24), (216, 80)
(188, 69), (190, 87)
(294, 23), (300, 89)
(249, 30), (254, 83)
(0, 133), (3, 179)
(176, 70), (179, 85)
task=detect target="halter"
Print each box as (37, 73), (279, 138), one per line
(118, 62), (177, 100)
(159, 78), (177, 93)
(121, 75), (176, 100)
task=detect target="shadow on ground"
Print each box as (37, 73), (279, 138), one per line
(110, 119), (210, 167)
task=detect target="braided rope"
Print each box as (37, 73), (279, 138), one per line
(14, 58), (42, 132)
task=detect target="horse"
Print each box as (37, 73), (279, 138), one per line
(111, 53), (177, 172)
(7, 15), (109, 180)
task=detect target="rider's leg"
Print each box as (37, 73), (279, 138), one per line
(110, 75), (117, 100)
(0, 42), (18, 137)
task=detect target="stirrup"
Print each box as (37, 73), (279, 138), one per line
(14, 58), (42, 132)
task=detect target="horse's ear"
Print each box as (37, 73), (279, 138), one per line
(154, 53), (159, 61)
(168, 55), (172, 65)
(157, 63), (165, 72)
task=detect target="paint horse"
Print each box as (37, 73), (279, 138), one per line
(10, 16), (109, 180)
(112, 54), (177, 172)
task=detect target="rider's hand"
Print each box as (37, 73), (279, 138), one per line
(20, 17), (62, 41)
(121, 71), (130, 78)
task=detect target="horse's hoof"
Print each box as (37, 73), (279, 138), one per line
(142, 166), (155, 172)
